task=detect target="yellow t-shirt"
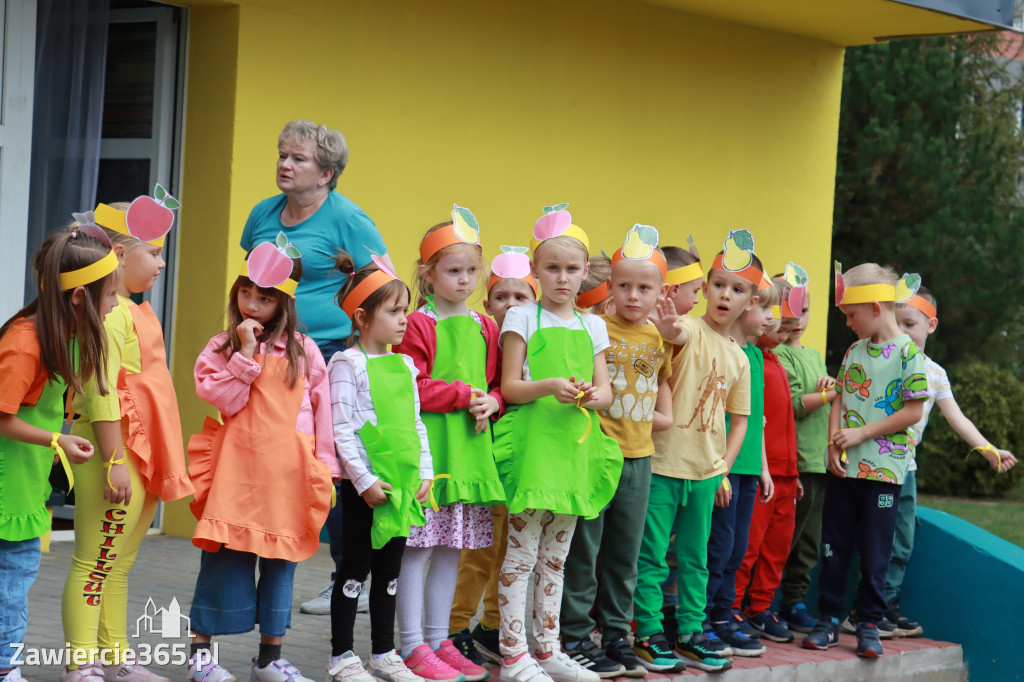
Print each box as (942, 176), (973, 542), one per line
(651, 315), (750, 480)
(598, 314), (671, 458)
(71, 296), (141, 426)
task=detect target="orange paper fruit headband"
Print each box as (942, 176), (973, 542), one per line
(530, 203), (590, 254)
(906, 293), (937, 320)
(665, 234), (703, 285)
(242, 231), (301, 296)
(94, 184), (180, 247)
(575, 279), (611, 308)
(341, 254), (402, 317)
(487, 245), (537, 295)
(710, 229), (768, 289)
(611, 224), (668, 279)
(420, 204), (481, 263)
(834, 261), (920, 306)
(780, 261), (809, 318)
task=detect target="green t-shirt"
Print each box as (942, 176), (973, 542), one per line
(726, 342), (763, 476)
(775, 344), (829, 474)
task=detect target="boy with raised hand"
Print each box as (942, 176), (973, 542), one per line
(803, 263), (928, 659)
(561, 225), (673, 678)
(634, 229), (764, 674)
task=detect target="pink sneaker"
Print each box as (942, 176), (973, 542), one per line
(402, 645), (464, 682)
(433, 642), (488, 682)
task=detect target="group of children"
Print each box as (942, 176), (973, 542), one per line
(0, 198), (1016, 682)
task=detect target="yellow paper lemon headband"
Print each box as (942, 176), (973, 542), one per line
(241, 232), (301, 296)
(611, 224), (668, 279)
(341, 255), (403, 317)
(834, 261), (920, 307)
(420, 204), (482, 264)
(530, 203), (590, 254)
(94, 184), (180, 247)
(710, 228), (769, 289)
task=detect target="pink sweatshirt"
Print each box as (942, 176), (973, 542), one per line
(194, 331), (341, 477)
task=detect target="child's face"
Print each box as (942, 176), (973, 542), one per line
(703, 269), (756, 331)
(840, 302), (881, 340)
(484, 278), (536, 328)
(610, 260), (663, 324)
(362, 289), (410, 351)
(424, 245), (480, 305)
(532, 241), (589, 308)
(896, 306), (936, 350)
(668, 278), (702, 316)
(238, 283), (281, 326)
(118, 242), (165, 295)
(737, 300), (773, 338)
(98, 272), (121, 318)
(760, 319), (794, 349)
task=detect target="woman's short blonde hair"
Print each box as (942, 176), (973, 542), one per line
(279, 120), (349, 192)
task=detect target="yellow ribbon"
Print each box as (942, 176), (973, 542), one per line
(103, 454), (127, 490)
(829, 440), (847, 464)
(50, 433), (75, 491)
(426, 474), (453, 512)
(331, 484), (337, 508)
(722, 477), (731, 493)
(820, 389), (829, 406)
(574, 391), (591, 444)
(967, 443), (1001, 470)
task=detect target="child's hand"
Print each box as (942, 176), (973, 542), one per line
(832, 427), (865, 450)
(549, 378), (583, 404)
(469, 389), (499, 432)
(758, 471), (774, 504)
(652, 295), (682, 340)
(237, 318), (264, 358)
(104, 461), (132, 506)
(796, 477), (804, 501)
(714, 480), (732, 508)
(827, 442), (847, 477)
(570, 378), (598, 405)
(415, 479), (432, 504)
(816, 376), (836, 391)
(362, 480), (392, 508)
(988, 448), (1017, 473)
(58, 434), (95, 464)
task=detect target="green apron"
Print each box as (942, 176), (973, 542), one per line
(418, 299), (505, 507)
(358, 346), (427, 549)
(493, 304), (623, 518)
(0, 376), (66, 541)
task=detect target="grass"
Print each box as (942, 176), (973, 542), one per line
(919, 493), (1024, 549)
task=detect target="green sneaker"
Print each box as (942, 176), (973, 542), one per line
(673, 633), (732, 673)
(632, 633), (685, 673)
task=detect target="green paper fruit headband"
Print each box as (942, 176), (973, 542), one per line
(241, 232), (302, 296)
(834, 261), (920, 307)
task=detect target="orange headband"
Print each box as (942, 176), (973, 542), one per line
(711, 253), (766, 288)
(576, 279), (611, 308)
(487, 272), (538, 295)
(342, 269), (400, 317)
(611, 247), (668, 280)
(906, 294), (937, 320)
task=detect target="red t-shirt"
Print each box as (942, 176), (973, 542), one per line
(0, 319), (48, 413)
(760, 344), (798, 478)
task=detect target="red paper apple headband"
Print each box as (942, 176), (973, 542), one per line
(834, 261), (920, 307)
(530, 203), (590, 254)
(906, 294), (937, 320)
(611, 224), (668, 279)
(487, 245), (537, 295)
(341, 254), (402, 317)
(665, 234), (703, 285)
(711, 229), (769, 289)
(94, 184), (180, 247)
(420, 204), (481, 264)
(779, 261), (809, 318)
(241, 232), (301, 296)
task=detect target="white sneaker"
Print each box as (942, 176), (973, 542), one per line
(301, 583), (334, 615)
(61, 665), (105, 682)
(3, 669), (26, 682)
(103, 657), (170, 682)
(188, 654), (235, 682)
(327, 652), (375, 682)
(498, 656), (552, 682)
(536, 653), (598, 682)
(366, 651), (423, 682)
(250, 658), (313, 682)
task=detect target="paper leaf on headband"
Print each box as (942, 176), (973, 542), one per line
(622, 224), (659, 259)
(492, 245), (532, 278)
(543, 203), (569, 214)
(784, 262), (809, 287)
(534, 205), (572, 241)
(125, 183), (180, 242)
(370, 253), (399, 279)
(686, 233), (700, 259)
(451, 204), (481, 244)
(276, 232), (288, 249)
(72, 211), (96, 227)
(894, 273), (921, 303)
(721, 229), (755, 271)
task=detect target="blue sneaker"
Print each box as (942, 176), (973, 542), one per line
(781, 602), (817, 634)
(748, 609), (794, 643)
(856, 622), (884, 658)
(802, 618), (840, 650)
(712, 621), (765, 657)
(728, 609), (761, 639)
(699, 627), (733, 658)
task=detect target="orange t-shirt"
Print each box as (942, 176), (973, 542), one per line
(0, 319), (48, 413)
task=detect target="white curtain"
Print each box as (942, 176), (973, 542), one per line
(24, 0), (109, 298)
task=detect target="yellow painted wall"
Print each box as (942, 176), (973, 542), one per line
(169, 0), (845, 535)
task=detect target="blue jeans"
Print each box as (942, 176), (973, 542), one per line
(320, 337), (350, 579)
(705, 473), (759, 622)
(0, 538), (41, 669)
(189, 548), (297, 637)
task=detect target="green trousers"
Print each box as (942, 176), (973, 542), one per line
(885, 468), (917, 602)
(780, 472), (827, 606)
(634, 473), (720, 637)
(562, 457), (651, 642)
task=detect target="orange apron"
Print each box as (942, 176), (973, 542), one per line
(119, 301), (194, 501)
(187, 354), (333, 561)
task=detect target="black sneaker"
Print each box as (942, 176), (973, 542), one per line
(728, 609), (761, 639)
(747, 609), (794, 643)
(841, 609), (894, 639)
(886, 602), (923, 637)
(632, 632), (686, 673)
(856, 622), (883, 658)
(451, 628), (487, 666)
(712, 621), (766, 657)
(564, 639), (625, 679)
(603, 636), (647, 677)
(471, 623), (501, 664)
(802, 618), (840, 650)
(674, 633), (733, 672)
(700, 623), (733, 657)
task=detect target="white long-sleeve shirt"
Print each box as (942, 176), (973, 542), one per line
(328, 347), (433, 494)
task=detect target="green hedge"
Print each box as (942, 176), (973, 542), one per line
(916, 362), (1024, 498)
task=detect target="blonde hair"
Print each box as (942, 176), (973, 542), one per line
(412, 222), (485, 309)
(279, 120), (348, 191)
(756, 282), (780, 308)
(534, 235), (589, 262)
(843, 263), (897, 288)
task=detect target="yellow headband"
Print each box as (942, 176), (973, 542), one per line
(840, 283), (896, 305)
(665, 261), (703, 285)
(60, 250), (119, 291)
(94, 203), (166, 247)
(240, 261), (298, 296)
(771, 305), (781, 319)
(530, 223), (590, 254)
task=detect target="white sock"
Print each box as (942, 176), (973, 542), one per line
(371, 650), (392, 662)
(330, 655), (343, 667)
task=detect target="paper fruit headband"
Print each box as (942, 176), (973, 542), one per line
(834, 261), (920, 307)
(420, 204), (481, 264)
(611, 224), (668, 279)
(575, 279), (611, 308)
(906, 293), (937, 320)
(241, 232), (301, 296)
(94, 184), (180, 247)
(487, 245), (537, 295)
(530, 203), (590, 254)
(59, 215), (119, 291)
(776, 262), (809, 319)
(341, 252), (403, 318)
(665, 234), (703, 285)
(711, 229), (769, 289)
